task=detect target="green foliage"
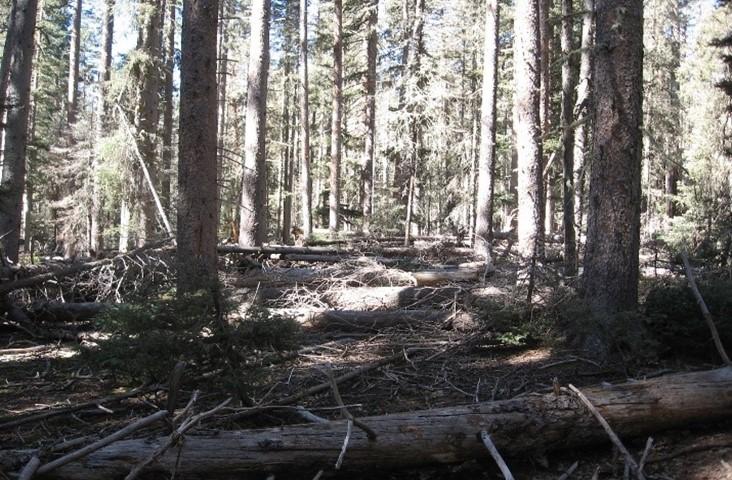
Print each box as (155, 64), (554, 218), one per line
(82, 292), (302, 391)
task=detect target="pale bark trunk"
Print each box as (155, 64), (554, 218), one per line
(573, 0), (594, 240)
(360, 0), (377, 234)
(0, 0), (38, 262)
(118, 200), (129, 253)
(328, 0), (343, 234)
(474, 0), (499, 260)
(560, 0), (576, 275)
(177, 0), (220, 292)
(161, 0), (174, 212)
(539, 0), (552, 237)
(259, 286), (463, 310)
(91, 0), (114, 256)
(514, 0), (544, 260)
(15, 367), (731, 479)
(298, 0), (312, 238)
(238, 0), (270, 246)
(583, 0), (643, 314)
(66, 0), (81, 126)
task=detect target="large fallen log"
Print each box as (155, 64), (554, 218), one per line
(269, 308), (478, 332)
(3, 367), (729, 479)
(235, 263), (489, 289)
(259, 286), (464, 310)
(218, 245), (343, 256)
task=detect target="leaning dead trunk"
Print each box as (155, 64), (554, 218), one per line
(6, 367), (730, 479)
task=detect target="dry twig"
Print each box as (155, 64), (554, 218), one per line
(479, 430), (515, 480)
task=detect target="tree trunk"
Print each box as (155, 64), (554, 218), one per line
(474, 0), (499, 260)
(583, 0), (643, 314)
(0, 0), (39, 262)
(13, 367), (732, 479)
(118, 200), (130, 252)
(514, 0), (544, 260)
(161, 0), (175, 212)
(573, 0), (594, 242)
(328, 0), (343, 234)
(360, 0), (377, 235)
(239, 0), (270, 246)
(539, 0), (552, 237)
(91, 0), (115, 256)
(0, 0), (18, 121)
(273, 308), (476, 332)
(560, 0), (576, 275)
(66, 0), (81, 126)
(298, 0), (312, 238)
(280, 64), (293, 244)
(132, 0), (162, 246)
(177, 0), (219, 293)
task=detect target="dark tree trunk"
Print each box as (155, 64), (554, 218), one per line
(280, 63), (293, 244)
(0, 0), (39, 262)
(161, 0), (175, 212)
(238, 0), (270, 246)
(474, 0), (499, 260)
(298, 0), (311, 238)
(328, 0), (343, 234)
(560, 0), (576, 275)
(583, 0), (644, 314)
(573, 0), (594, 243)
(514, 0), (544, 260)
(0, 0), (18, 120)
(66, 0), (81, 126)
(360, 0), (377, 234)
(177, 0), (219, 293)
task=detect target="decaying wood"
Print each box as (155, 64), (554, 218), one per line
(680, 251), (731, 365)
(271, 308), (478, 332)
(218, 245), (343, 256)
(259, 286), (464, 310)
(4, 367), (728, 478)
(411, 262), (492, 286)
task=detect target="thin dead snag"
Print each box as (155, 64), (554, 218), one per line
(480, 430), (515, 480)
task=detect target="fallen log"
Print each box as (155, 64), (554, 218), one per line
(259, 286), (464, 310)
(27, 302), (110, 323)
(270, 308), (478, 332)
(218, 245), (343, 256)
(236, 263), (488, 289)
(3, 367), (729, 478)
(412, 262), (492, 286)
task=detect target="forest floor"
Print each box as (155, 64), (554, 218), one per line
(0, 235), (731, 479)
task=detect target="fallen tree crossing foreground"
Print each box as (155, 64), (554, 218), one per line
(1, 367), (730, 479)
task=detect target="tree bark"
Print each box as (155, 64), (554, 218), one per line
(0, 0), (18, 120)
(10, 367), (731, 479)
(0, 0), (39, 263)
(328, 0), (343, 234)
(66, 0), (81, 126)
(280, 63), (293, 244)
(238, 0), (270, 246)
(573, 0), (594, 241)
(176, 0), (219, 293)
(91, 0), (115, 256)
(474, 0), (499, 260)
(360, 0), (378, 234)
(560, 0), (576, 275)
(131, 0), (162, 245)
(582, 0), (643, 314)
(273, 308), (476, 332)
(298, 0), (312, 238)
(514, 0), (544, 260)
(161, 0), (175, 212)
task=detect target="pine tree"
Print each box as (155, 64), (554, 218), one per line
(177, 0), (220, 292)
